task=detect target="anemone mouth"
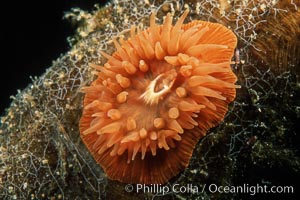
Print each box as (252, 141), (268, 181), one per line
(79, 9), (239, 184)
(140, 69), (177, 105)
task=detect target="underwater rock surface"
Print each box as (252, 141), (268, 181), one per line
(0, 0), (299, 199)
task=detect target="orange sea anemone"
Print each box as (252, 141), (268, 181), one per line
(79, 9), (239, 184)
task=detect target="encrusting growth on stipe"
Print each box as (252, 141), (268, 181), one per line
(79, 9), (239, 184)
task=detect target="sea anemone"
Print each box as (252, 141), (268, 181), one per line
(79, 9), (239, 184)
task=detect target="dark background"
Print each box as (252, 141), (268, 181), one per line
(0, 0), (108, 115)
